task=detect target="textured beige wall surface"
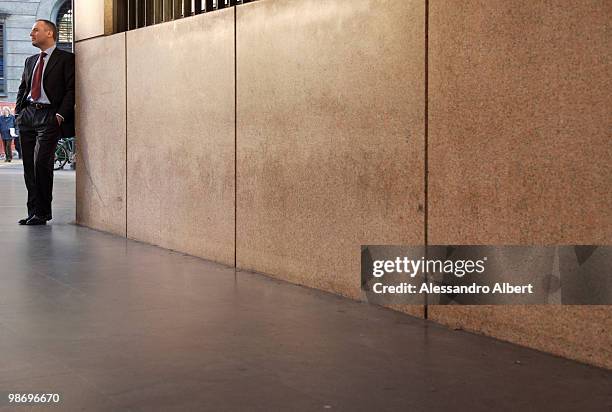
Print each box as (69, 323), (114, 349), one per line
(236, 0), (425, 316)
(428, 0), (612, 368)
(75, 34), (127, 236)
(126, 10), (235, 266)
(75, 0), (106, 41)
(76, 0), (611, 367)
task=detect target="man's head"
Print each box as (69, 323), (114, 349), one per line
(30, 20), (57, 50)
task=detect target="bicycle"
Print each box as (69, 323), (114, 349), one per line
(54, 137), (76, 170)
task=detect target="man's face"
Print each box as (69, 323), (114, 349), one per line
(30, 21), (53, 49)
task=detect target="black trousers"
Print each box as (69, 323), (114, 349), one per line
(2, 139), (11, 160)
(18, 106), (62, 219)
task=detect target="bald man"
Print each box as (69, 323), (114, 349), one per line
(15, 19), (75, 225)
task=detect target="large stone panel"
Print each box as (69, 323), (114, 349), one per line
(5, 15), (36, 29)
(75, 34), (127, 236)
(6, 28), (35, 42)
(74, 0), (106, 41)
(428, 0), (612, 368)
(0, 2), (37, 15)
(6, 40), (39, 54)
(126, 10), (235, 266)
(7, 53), (33, 68)
(236, 0), (425, 314)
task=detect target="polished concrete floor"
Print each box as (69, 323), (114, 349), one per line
(0, 164), (610, 412)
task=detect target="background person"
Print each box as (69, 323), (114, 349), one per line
(0, 106), (15, 162)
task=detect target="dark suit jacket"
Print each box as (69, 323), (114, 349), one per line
(15, 47), (75, 137)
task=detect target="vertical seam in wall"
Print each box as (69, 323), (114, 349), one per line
(234, 5), (237, 269)
(424, 0), (429, 320)
(125, 33), (128, 238)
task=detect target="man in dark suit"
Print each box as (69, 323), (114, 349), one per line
(15, 19), (75, 225)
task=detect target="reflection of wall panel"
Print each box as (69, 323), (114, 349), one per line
(428, 0), (612, 369)
(75, 34), (127, 236)
(236, 0), (425, 315)
(126, 10), (235, 265)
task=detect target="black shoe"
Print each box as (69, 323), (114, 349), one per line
(25, 215), (47, 225)
(18, 215), (34, 225)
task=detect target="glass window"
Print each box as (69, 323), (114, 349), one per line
(56, 1), (73, 52)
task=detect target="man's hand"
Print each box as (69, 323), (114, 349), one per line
(56, 114), (63, 126)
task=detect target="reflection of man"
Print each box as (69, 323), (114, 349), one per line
(15, 19), (75, 225)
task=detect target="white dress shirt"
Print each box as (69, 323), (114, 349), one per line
(27, 45), (63, 121)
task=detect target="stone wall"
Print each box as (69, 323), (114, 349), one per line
(75, 0), (611, 368)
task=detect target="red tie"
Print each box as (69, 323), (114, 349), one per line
(31, 52), (47, 101)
